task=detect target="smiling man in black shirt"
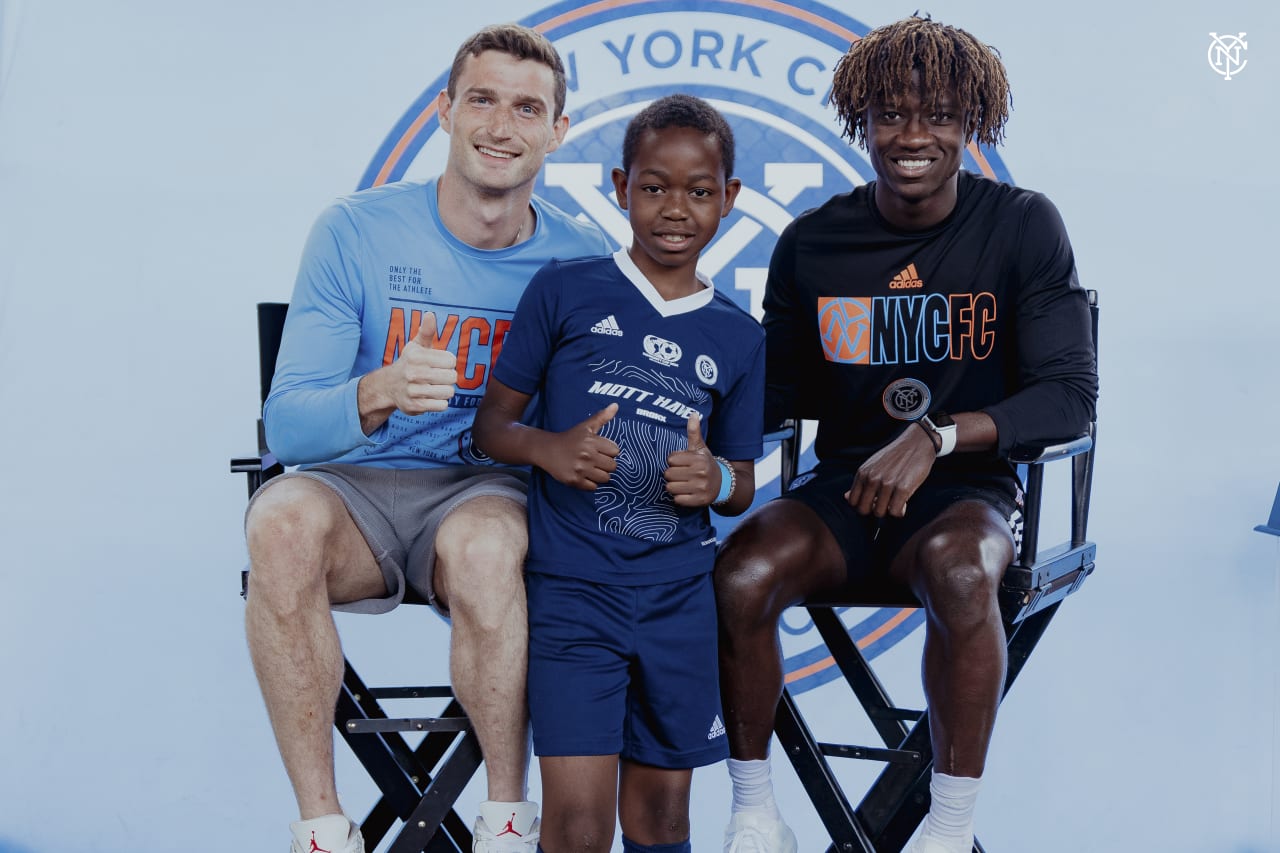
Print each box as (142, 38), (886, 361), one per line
(716, 16), (1098, 853)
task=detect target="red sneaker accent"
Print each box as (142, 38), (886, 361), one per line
(495, 815), (522, 838)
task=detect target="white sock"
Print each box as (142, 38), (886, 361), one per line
(918, 771), (981, 851)
(290, 814), (352, 852)
(727, 757), (778, 814)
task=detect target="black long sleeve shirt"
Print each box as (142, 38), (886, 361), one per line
(764, 170), (1098, 469)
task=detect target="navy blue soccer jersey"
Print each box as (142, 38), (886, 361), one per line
(493, 249), (765, 585)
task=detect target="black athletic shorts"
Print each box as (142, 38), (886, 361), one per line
(778, 461), (1024, 581)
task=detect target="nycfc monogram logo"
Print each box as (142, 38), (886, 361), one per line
(1208, 32), (1247, 80)
(358, 0), (1018, 692)
(695, 354), (718, 385)
(881, 378), (932, 421)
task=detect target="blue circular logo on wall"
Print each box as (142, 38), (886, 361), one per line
(361, 0), (1015, 694)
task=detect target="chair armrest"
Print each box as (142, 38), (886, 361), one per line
(762, 421), (796, 445)
(1007, 434), (1092, 465)
(230, 450), (283, 500)
(230, 451), (278, 474)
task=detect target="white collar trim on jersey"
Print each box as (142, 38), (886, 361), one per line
(612, 248), (715, 317)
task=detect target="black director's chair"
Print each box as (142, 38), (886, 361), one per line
(231, 303), (482, 853)
(770, 292), (1099, 853)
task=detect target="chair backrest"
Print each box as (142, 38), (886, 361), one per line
(257, 302), (290, 406)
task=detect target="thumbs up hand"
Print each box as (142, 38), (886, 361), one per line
(392, 312), (458, 415)
(544, 403), (621, 490)
(664, 412), (719, 507)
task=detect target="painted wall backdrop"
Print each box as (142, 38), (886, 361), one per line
(1, 1), (1278, 851)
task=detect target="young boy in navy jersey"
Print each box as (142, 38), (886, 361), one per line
(474, 94), (764, 853)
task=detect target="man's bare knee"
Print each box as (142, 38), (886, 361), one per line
(914, 526), (1008, 631)
(245, 478), (380, 609)
(715, 504), (838, 630)
(435, 497), (527, 618)
(715, 535), (792, 631)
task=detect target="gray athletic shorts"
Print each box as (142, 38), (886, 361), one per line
(245, 463), (529, 615)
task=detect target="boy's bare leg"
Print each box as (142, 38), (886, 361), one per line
(433, 495), (532, 802)
(538, 755), (620, 852)
(619, 762), (693, 846)
(244, 477), (388, 819)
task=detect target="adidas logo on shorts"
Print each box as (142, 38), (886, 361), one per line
(707, 714), (726, 740)
(590, 315), (624, 336)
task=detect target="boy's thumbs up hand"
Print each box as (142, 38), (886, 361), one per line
(583, 403), (619, 435)
(664, 412), (719, 507)
(685, 412), (708, 451)
(546, 403), (621, 490)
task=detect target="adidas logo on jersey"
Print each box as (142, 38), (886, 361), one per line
(707, 715), (726, 740)
(889, 263), (924, 290)
(590, 315), (624, 336)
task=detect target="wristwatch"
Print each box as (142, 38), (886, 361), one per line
(921, 411), (957, 457)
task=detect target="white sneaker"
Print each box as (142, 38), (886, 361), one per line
(905, 838), (952, 853)
(472, 800), (540, 853)
(723, 809), (798, 853)
(289, 814), (364, 853)
(904, 814), (974, 853)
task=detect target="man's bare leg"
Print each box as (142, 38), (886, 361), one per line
(892, 501), (1014, 852)
(432, 495), (531, 802)
(244, 477), (388, 820)
(892, 502), (1013, 777)
(715, 500), (844, 852)
(715, 500), (847, 761)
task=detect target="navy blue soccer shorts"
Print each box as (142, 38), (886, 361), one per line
(526, 571), (729, 769)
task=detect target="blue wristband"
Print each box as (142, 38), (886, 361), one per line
(714, 458), (733, 504)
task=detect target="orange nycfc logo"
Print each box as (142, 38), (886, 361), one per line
(818, 297), (871, 364)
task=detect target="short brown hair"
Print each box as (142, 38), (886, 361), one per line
(446, 23), (568, 119)
(830, 16), (1011, 148)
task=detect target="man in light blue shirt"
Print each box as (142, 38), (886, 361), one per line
(243, 24), (612, 853)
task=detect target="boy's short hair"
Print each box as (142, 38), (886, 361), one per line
(830, 15), (1012, 147)
(447, 23), (568, 118)
(621, 94), (736, 177)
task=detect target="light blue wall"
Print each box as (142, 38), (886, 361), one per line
(1, 1), (1278, 851)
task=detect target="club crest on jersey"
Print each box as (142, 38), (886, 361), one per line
(359, 0), (1017, 693)
(695, 355), (718, 385)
